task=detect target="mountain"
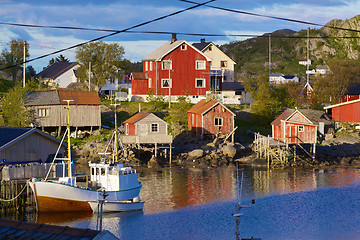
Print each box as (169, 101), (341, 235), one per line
(220, 15), (360, 81)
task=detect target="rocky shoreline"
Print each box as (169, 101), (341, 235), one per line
(71, 129), (360, 174)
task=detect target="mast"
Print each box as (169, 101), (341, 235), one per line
(306, 26), (310, 84)
(64, 100), (74, 177)
(111, 103), (121, 164)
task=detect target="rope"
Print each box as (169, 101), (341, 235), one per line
(0, 182), (28, 202)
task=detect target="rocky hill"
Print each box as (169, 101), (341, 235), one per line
(220, 15), (360, 81)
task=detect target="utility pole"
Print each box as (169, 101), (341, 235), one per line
(88, 62), (91, 91)
(269, 33), (271, 81)
(168, 69), (171, 108)
(23, 42), (26, 88)
(306, 26), (310, 84)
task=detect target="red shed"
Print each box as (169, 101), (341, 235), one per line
(187, 99), (235, 136)
(271, 108), (317, 144)
(130, 72), (148, 95)
(324, 99), (360, 123)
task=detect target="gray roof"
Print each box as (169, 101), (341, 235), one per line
(270, 73), (284, 77)
(298, 109), (332, 125)
(36, 62), (78, 79)
(222, 82), (244, 91)
(193, 42), (211, 51)
(24, 90), (60, 106)
(142, 40), (186, 61)
(0, 127), (31, 149)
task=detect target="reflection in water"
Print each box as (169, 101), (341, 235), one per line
(139, 167), (360, 214)
(36, 211), (93, 224)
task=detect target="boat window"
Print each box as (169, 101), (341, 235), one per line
(96, 168), (99, 175)
(91, 168), (95, 176)
(101, 168), (106, 176)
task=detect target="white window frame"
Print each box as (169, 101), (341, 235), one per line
(148, 78), (152, 88)
(150, 61), (153, 71)
(196, 60), (206, 70)
(150, 123), (159, 133)
(195, 78), (205, 88)
(145, 61), (148, 71)
(162, 60), (172, 70)
(220, 60), (227, 68)
(38, 108), (47, 117)
(161, 78), (172, 88)
(298, 125), (304, 132)
(214, 117), (223, 126)
(181, 44), (187, 50)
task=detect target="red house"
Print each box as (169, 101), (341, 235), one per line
(324, 99), (360, 123)
(187, 99), (235, 136)
(342, 83), (360, 102)
(131, 34), (211, 103)
(271, 108), (317, 144)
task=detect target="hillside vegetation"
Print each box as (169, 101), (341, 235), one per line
(221, 15), (360, 80)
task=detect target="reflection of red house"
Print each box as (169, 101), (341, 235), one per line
(187, 99), (235, 136)
(324, 99), (360, 123)
(271, 108), (317, 144)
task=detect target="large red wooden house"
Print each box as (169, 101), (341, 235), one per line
(271, 108), (317, 144)
(187, 99), (235, 136)
(130, 34), (211, 103)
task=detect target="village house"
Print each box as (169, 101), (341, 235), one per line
(271, 108), (318, 144)
(192, 39), (236, 91)
(221, 82), (252, 105)
(36, 62), (80, 89)
(130, 34), (211, 103)
(128, 72), (148, 101)
(25, 90), (101, 133)
(0, 127), (66, 163)
(298, 58), (312, 66)
(324, 99), (360, 123)
(269, 73), (299, 85)
(341, 83), (360, 102)
(187, 99), (235, 137)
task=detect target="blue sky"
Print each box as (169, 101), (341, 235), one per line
(0, 0), (360, 72)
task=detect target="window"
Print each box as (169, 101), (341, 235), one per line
(181, 44), (187, 50)
(196, 60), (206, 70)
(145, 61), (148, 71)
(195, 78), (205, 88)
(162, 60), (172, 70)
(151, 123), (159, 132)
(214, 117), (223, 126)
(208, 46), (212, 51)
(38, 108), (47, 117)
(148, 78), (152, 88)
(150, 61), (153, 71)
(192, 114), (194, 125)
(220, 61), (227, 67)
(298, 126), (304, 132)
(161, 79), (171, 88)
(125, 124), (129, 135)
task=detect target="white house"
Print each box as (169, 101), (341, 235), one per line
(316, 65), (330, 75)
(193, 39), (236, 91)
(36, 62), (80, 89)
(299, 58), (312, 66)
(306, 69), (316, 75)
(269, 73), (284, 84)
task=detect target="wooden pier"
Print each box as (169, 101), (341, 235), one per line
(0, 180), (35, 214)
(253, 133), (315, 169)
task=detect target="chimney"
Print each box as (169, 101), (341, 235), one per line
(171, 33), (177, 44)
(201, 38), (205, 43)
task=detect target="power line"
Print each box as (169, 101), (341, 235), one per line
(0, 0), (215, 71)
(180, 0), (360, 33)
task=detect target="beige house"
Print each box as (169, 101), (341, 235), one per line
(193, 39), (236, 90)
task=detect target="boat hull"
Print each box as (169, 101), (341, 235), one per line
(30, 179), (142, 213)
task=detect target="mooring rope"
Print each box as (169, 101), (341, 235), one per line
(0, 182), (28, 202)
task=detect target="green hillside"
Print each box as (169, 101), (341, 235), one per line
(220, 15), (360, 81)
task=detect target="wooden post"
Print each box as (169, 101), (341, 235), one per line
(155, 143), (158, 157)
(169, 143), (172, 167)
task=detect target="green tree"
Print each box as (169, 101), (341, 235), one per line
(313, 60), (360, 104)
(0, 39), (29, 82)
(75, 41), (125, 90)
(0, 84), (31, 127)
(48, 54), (70, 66)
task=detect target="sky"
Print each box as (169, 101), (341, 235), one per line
(0, 0), (360, 73)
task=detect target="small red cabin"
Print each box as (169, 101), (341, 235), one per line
(187, 99), (235, 136)
(271, 108), (317, 144)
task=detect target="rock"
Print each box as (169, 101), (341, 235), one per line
(325, 133), (334, 141)
(147, 156), (160, 168)
(223, 144), (237, 158)
(188, 149), (204, 159)
(213, 138), (222, 147)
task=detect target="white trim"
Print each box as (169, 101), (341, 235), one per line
(161, 78), (172, 88)
(150, 123), (159, 133)
(195, 78), (205, 88)
(149, 61), (153, 71)
(323, 98), (360, 109)
(214, 117), (223, 126)
(145, 61), (148, 71)
(161, 60), (172, 70)
(195, 60), (206, 70)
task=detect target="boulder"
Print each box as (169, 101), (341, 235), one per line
(223, 144), (237, 158)
(148, 156), (160, 168)
(188, 149), (204, 159)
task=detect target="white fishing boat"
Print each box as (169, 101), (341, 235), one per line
(29, 101), (144, 213)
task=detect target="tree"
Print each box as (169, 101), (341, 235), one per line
(0, 39), (29, 82)
(313, 60), (360, 104)
(0, 84), (31, 127)
(75, 41), (125, 90)
(48, 54), (70, 66)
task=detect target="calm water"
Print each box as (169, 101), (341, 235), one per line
(26, 167), (360, 239)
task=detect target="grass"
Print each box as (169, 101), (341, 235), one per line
(235, 118), (272, 143)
